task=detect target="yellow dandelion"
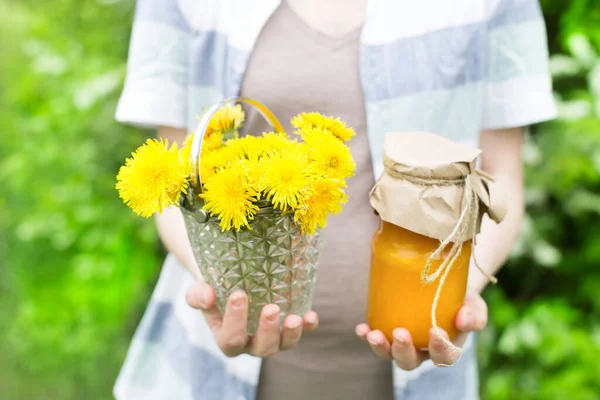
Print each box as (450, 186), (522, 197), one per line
(203, 128), (224, 151)
(182, 134), (224, 178)
(294, 177), (348, 235)
(182, 134), (194, 154)
(238, 157), (262, 186)
(224, 135), (263, 159)
(199, 145), (243, 180)
(258, 145), (311, 210)
(302, 128), (356, 179)
(194, 103), (245, 149)
(200, 148), (223, 180)
(116, 139), (188, 218)
(222, 131), (294, 160)
(181, 134), (195, 173)
(291, 112), (356, 142)
(201, 163), (260, 231)
(211, 103), (245, 133)
(261, 131), (295, 152)
(198, 103), (245, 141)
(181, 128), (223, 157)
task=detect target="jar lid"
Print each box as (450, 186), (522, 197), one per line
(383, 131), (481, 180)
(370, 131), (507, 242)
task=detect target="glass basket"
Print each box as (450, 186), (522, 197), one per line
(181, 98), (323, 334)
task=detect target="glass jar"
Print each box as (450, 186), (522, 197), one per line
(367, 220), (471, 349)
(182, 98), (324, 335)
(182, 207), (322, 335)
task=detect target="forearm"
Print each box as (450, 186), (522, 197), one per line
(154, 126), (201, 279)
(469, 191), (524, 292)
(155, 207), (201, 279)
(468, 127), (525, 293)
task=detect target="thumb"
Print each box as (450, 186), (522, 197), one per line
(456, 290), (488, 332)
(186, 281), (223, 331)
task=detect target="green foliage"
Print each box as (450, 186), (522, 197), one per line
(479, 1), (600, 398)
(0, 0), (161, 398)
(1, 0), (599, 399)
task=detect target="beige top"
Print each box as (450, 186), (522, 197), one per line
(240, 2), (393, 399)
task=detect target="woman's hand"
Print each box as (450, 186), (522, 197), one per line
(186, 281), (319, 358)
(355, 287), (487, 369)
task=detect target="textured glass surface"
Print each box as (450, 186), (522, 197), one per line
(182, 208), (322, 334)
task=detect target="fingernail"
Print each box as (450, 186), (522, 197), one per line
(306, 313), (317, 325)
(266, 305), (279, 321)
(431, 328), (449, 340)
(463, 311), (472, 328)
(367, 338), (380, 347)
(393, 331), (407, 346)
(287, 318), (302, 330)
(231, 292), (246, 309)
(199, 290), (209, 308)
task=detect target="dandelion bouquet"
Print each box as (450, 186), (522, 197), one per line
(116, 98), (356, 332)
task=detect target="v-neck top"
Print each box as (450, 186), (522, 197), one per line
(240, 2), (394, 399)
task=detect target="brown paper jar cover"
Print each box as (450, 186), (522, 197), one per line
(369, 131), (508, 242)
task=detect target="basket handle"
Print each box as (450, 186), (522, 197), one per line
(189, 97), (285, 193)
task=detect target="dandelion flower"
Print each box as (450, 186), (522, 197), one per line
(182, 134), (230, 179)
(182, 134), (193, 155)
(224, 135), (264, 160)
(116, 139), (188, 217)
(181, 134), (196, 174)
(261, 131), (295, 152)
(200, 147), (227, 180)
(203, 128), (224, 151)
(291, 112), (356, 142)
(294, 178), (348, 235)
(302, 128), (356, 179)
(198, 103), (245, 142)
(258, 145), (311, 210)
(201, 163), (259, 231)
(194, 103), (246, 149)
(118, 108), (356, 235)
(223, 131), (294, 160)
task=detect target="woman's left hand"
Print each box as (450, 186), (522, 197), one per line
(355, 287), (488, 369)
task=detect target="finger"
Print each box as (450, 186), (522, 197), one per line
(428, 329), (462, 367)
(391, 328), (428, 370)
(366, 330), (393, 360)
(355, 323), (371, 340)
(302, 311), (319, 333)
(455, 305), (488, 333)
(452, 331), (469, 348)
(464, 289), (488, 311)
(185, 281), (222, 331)
(249, 304), (281, 357)
(456, 291), (488, 333)
(280, 314), (304, 350)
(216, 291), (249, 357)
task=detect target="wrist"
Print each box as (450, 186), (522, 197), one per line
(467, 274), (488, 294)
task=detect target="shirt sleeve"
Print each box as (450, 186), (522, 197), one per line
(116, 0), (191, 130)
(481, 0), (557, 130)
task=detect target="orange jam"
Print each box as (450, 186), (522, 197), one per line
(367, 220), (471, 349)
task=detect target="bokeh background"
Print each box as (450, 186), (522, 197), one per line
(1, 0), (599, 399)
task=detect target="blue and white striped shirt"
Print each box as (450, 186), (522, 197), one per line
(115, 1), (556, 399)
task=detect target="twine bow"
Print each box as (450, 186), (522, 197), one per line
(383, 157), (498, 352)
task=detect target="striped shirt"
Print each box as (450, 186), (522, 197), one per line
(114, 1), (556, 399)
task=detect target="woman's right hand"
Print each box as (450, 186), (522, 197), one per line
(185, 281), (319, 358)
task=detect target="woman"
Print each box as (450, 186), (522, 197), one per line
(114, 0), (556, 399)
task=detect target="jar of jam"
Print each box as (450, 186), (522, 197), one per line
(367, 131), (506, 348)
(367, 221), (471, 349)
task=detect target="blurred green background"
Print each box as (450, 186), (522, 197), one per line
(1, 0), (599, 399)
